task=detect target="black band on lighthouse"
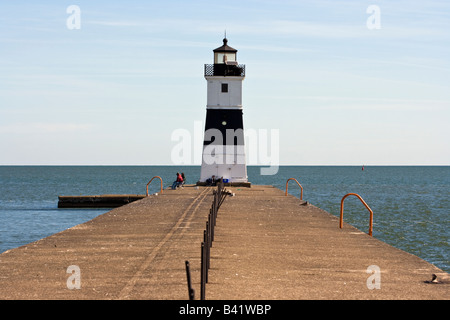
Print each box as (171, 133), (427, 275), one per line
(203, 109), (244, 146)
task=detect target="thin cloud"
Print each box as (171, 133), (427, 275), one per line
(85, 17), (448, 42)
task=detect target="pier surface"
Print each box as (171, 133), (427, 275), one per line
(0, 185), (448, 300)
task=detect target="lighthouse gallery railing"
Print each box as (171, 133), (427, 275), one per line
(204, 64), (245, 77)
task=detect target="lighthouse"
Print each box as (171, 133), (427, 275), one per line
(199, 38), (249, 185)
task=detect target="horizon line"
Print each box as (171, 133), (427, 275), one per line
(0, 164), (448, 167)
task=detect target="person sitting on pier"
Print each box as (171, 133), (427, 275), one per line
(181, 172), (186, 185)
(171, 172), (184, 189)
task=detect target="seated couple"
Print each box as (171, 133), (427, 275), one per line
(171, 172), (185, 189)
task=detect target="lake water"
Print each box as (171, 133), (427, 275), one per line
(0, 165), (448, 273)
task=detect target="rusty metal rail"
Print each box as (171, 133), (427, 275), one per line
(285, 178), (303, 200)
(340, 193), (374, 236)
(146, 176), (163, 196)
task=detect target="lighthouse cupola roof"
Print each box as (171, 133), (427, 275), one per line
(213, 38), (237, 53)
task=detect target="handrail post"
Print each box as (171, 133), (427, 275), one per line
(185, 260), (195, 300)
(200, 241), (206, 300)
(146, 176), (163, 196)
(285, 178), (303, 200)
(339, 193), (373, 236)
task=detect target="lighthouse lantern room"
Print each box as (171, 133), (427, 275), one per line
(199, 38), (248, 185)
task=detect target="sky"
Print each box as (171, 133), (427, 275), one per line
(0, 0), (449, 165)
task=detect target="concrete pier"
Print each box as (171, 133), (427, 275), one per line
(0, 185), (448, 300)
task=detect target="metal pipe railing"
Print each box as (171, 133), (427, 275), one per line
(285, 178), (303, 200)
(339, 193), (374, 236)
(184, 260), (195, 300)
(146, 176), (163, 196)
(199, 179), (228, 300)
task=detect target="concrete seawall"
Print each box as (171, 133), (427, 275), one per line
(0, 185), (448, 300)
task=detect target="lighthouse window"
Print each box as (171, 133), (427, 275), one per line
(221, 83), (228, 93)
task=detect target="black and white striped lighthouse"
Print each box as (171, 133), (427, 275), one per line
(199, 38), (248, 184)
